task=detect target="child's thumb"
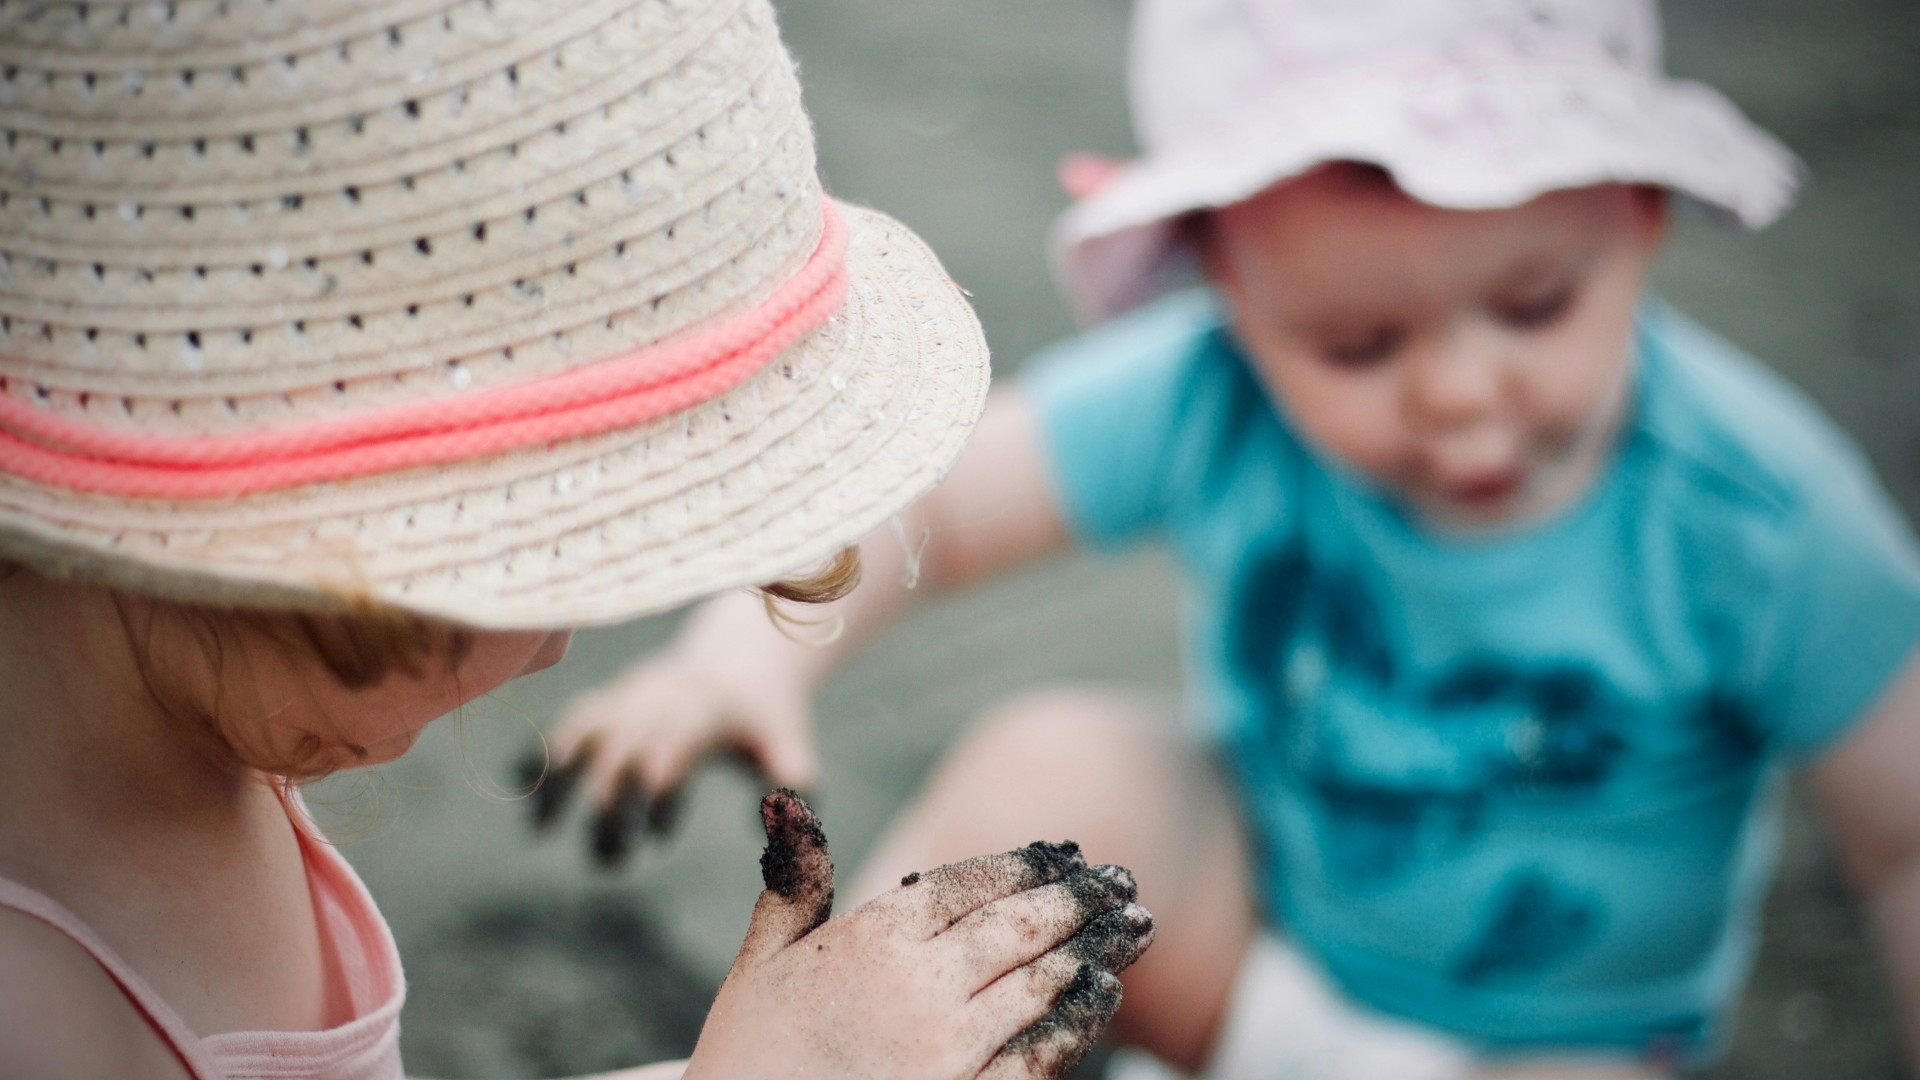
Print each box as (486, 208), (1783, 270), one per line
(735, 788), (835, 964)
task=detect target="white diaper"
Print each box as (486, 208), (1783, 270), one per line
(1107, 934), (1476, 1080)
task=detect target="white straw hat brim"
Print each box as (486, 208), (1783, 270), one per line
(0, 201), (988, 629)
(1054, 56), (1802, 323)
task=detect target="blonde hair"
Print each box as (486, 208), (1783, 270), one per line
(113, 593), (476, 783)
(759, 546), (863, 606)
(98, 548), (862, 783)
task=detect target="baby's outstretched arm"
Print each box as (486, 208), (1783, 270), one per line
(1810, 646), (1920, 1069)
(539, 390), (1069, 848)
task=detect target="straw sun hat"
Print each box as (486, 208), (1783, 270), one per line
(1054, 0), (1803, 324)
(0, 0), (989, 628)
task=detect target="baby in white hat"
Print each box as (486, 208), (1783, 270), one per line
(558, 1), (1920, 1077)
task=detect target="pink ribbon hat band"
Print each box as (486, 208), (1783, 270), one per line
(0, 201), (849, 501)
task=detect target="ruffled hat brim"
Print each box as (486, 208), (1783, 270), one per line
(1053, 55), (1801, 324)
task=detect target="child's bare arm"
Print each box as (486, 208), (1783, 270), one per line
(1809, 646), (1920, 1070)
(547, 388), (1069, 815)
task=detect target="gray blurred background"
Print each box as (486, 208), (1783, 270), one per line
(310, 0), (1920, 1076)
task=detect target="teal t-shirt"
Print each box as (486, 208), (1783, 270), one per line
(1024, 290), (1920, 1059)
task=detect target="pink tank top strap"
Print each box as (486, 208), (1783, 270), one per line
(0, 797), (405, 1080)
(0, 875), (226, 1080)
(199, 815), (407, 1080)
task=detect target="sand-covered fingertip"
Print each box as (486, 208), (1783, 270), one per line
(1063, 903), (1156, 973)
(757, 788), (833, 903)
(998, 965), (1125, 1079)
(1010, 840), (1087, 886)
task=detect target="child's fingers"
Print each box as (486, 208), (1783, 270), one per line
(550, 686), (622, 763)
(733, 789), (835, 965)
(964, 893), (1153, 1078)
(883, 840), (1088, 938)
(635, 723), (717, 800)
(962, 951), (1093, 1072)
(518, 737), (593, 829)
(591, 770), (648, 869)
(579, 741), (634, 813)
(977, 964), (1123, 1080)
(937, 866), (1140, 992)
(645, 780), (683, 836)
(512, 746), (544, 789)
(581, 707), (686, 811)
(1060, 904), (1156, 974)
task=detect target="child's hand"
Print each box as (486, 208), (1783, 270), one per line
(521, 646), (817, 866)
(686, 790), (1155, 1080)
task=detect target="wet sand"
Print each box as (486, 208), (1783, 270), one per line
(312, 1), (1920, 1076)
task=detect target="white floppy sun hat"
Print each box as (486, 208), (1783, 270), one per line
(1054, 0), (1803, 324)
(0, 0), (988, 628)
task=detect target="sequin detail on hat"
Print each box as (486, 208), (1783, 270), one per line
(0, 200), (847, 498)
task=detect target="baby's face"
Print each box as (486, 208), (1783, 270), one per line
(1207, 164), (1666, 530)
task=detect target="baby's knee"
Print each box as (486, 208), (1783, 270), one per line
(959, 688), (1165, 779)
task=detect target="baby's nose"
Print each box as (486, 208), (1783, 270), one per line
(1406, 338), (1505, 428)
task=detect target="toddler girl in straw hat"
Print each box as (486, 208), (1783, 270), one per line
(554, 0), (1920, 1077)
(0, 1), (1157, 1077)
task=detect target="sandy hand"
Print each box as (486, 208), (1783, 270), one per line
(520, 653), (817, 867)
(685, 791), (1154, 1080)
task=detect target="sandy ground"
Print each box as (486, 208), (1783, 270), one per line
(310, 0), (1920, 1076)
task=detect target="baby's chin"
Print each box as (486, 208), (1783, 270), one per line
(1404, 456), (1600, 535)
(1404, 486), (1536, 534)
(1394, 420), (1616, 534)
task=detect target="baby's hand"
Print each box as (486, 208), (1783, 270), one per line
(686, 790), (1154, 1080)
(520, 651), (817, 866)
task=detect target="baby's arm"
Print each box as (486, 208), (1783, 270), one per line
(548, 388), (1070, 818)
(1809, 645), (1920, 1069)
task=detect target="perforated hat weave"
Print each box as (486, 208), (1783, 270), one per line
(0, 0), (989, 628)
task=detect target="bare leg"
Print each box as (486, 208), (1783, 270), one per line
(853, 689), (1257, 1072)
(856, 693), (1676, 1080)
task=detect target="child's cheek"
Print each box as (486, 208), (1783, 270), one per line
(303, 630), (566, 766)
(464, 629), (572, 691)
(1255, 352), (1408, 481)
(1522, 321), (1636, 449)
(1526, 250), (1644, 438)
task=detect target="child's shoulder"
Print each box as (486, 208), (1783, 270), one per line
(1635, 302), (1901, 536)
(1631, 304), (1920, 757)
(1028, 287), (1231, 371)
(0, 906), (191, 1079)
(1022, 287), (1273, 449)
(1019, 289), (1291, 546)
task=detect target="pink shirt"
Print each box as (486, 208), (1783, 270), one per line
(0, 814), (404, 1080)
